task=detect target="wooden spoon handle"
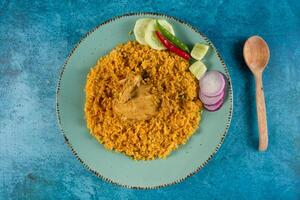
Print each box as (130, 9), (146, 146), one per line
(255, 73), (268, 151)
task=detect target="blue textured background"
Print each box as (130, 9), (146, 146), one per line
(1, 0), (299, 199)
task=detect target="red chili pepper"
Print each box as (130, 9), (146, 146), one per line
(155, 31), (191, 60)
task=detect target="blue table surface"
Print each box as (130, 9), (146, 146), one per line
(1, 0), (300, 199)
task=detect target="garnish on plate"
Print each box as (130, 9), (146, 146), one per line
(191, 43), (209, 60)
(156, 20), (190, 53)
(155, 31), (191, 60)
(189, 61), (207, 80)
(199, 71), (226, 111)
(144, 19), (175, 50)
(133, 18), (152, 45)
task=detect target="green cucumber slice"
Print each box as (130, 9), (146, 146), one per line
(134, 18), (153, 45)
(191, 43), (209, 60)
(189, 61), (207, 80)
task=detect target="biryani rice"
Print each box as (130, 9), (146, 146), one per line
(85, 41), (202, 160)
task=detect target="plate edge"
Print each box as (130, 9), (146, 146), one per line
(55, 12), (234, 190)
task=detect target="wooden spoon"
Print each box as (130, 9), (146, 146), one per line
(243, 36), (270, 151)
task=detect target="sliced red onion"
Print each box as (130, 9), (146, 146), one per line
(200, 90), (225, 106)
(200, 71), (225, 97)
(204, 95), (225, 111)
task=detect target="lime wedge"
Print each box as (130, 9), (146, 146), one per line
(191, 43), (209, 60)
(189, 61), (207, 80)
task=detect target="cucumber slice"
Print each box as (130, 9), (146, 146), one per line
(134, 18), (153, 45)
(189, 61), (207, 80)
(144, 19), (175, 50)
(191, 43), (209, 60)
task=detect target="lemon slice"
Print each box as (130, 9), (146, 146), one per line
(144, 19), (175, 50)
(134, 18), (153, 45)
(191, 43), (209, 60)
(189, 61), (207, 80)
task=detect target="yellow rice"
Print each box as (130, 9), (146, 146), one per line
(85, 41), (202, 160)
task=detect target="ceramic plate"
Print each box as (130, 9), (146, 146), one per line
(56, 13), (233, 189)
